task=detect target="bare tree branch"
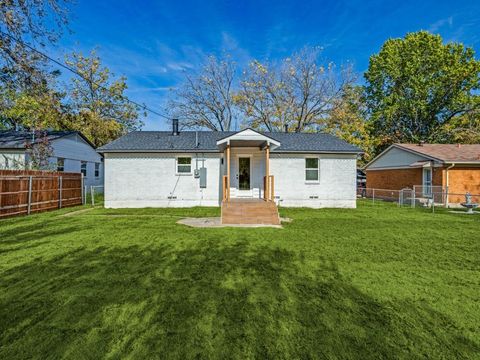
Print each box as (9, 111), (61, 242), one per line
(168, 55), (237, 131)
(237, 47), (356, 132)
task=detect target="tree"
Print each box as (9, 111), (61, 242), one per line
(169, 55), (237, 131)
(0, 1), (71, 133)
(236, 47), (355, 132)
(364, 31), (480, 150)
(324, 85), (376, 164)
(0, 76), (65, 130)
(439, 110), (480, 144)
(25, 131), (54, 170)
(64, 50), (144, 147)
(0, 0), (70, 86)
(234, 60), (291, 131)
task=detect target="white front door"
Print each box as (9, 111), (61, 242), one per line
(236, 157), (253, 197)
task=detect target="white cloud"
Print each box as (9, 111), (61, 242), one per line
(428, 16), (453, 33)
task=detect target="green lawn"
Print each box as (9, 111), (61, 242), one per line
(1, 201), (479, 359)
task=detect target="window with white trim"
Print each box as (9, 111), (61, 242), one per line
(57, 158), (65, 172)
(81, 161), (87, 177)
(305, 158), (319, 181)
(95, 163), (100, 177)
(176, 157), (192, 174)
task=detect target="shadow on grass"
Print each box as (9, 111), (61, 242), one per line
(0, 242), (477, 359)
(0, 222), (83, 246)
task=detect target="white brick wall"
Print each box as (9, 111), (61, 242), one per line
(104, 153), (222, 208)
(104, 151), (357, 208)
(270, 153), (357, 208)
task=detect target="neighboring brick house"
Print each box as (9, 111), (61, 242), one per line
(364, 143), (480, 204)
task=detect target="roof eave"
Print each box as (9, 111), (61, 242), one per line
(97, 149), (221, 153)
(98, 148), (362, 154)
(0, 146), (26, 150)
(443, 161), (480, 165)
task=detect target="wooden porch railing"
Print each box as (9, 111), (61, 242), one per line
(222, 175), (229, 201)
(263, 175), (274, 201)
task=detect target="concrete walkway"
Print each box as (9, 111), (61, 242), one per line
(58, 207), (95, 217)
(177, 217), (290, 228)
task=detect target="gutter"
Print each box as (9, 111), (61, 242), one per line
(445, 163), (455, 207)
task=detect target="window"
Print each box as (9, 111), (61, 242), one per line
(176, 157), (192, 174)
(57, 158), (65, 172)
(305, 158), (319, 182)
(95, 163), (100, 177)
(81, 161), (87, 177)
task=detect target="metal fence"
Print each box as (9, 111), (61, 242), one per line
(89, 185), (104, 206)
(358, 186), (480, 211)
(357, 188), (402, 204)
(0, 170), (84, 218)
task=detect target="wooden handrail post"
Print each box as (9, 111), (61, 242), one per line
(263, 176), (266, 200)
(270, 175), (274, 201)
(222, 175), (228, 201)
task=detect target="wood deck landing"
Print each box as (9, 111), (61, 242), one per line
(221, 199), (280, 225)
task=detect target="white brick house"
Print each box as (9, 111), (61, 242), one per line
(98, 125), (361, 214)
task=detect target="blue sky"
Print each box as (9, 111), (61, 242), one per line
(53, 0), (480, 130)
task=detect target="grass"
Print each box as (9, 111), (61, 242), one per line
(1, 200), (479, 359)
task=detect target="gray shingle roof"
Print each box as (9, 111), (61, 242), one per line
(0, 130), (96, 149)
(97, 130), (362, 153)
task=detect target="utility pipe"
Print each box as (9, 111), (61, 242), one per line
(445, 163), (455, 207)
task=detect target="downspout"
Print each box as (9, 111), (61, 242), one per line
(445, 163), (455, 207)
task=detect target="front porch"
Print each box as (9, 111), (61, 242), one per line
(216, 129), (280, 224)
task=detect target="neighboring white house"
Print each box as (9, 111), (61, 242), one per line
(98, 124), (362, 209)
(0, 130), (104, 188)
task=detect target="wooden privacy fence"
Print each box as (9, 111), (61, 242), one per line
(0, 170), (84, 218)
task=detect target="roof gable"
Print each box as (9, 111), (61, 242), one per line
(364, 145), (433, 170)
(365, 143), (480, 169)
(216, 128), (281, 149)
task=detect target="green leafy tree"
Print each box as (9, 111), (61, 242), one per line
(64, 50), (144, 147)
(324, 85), (376, 164)
(0, 78), (65, 130)
(440, 110), (480, 144)
(364, 31), (480, 150)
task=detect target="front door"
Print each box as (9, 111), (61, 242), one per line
(238, 157), (251, 191)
